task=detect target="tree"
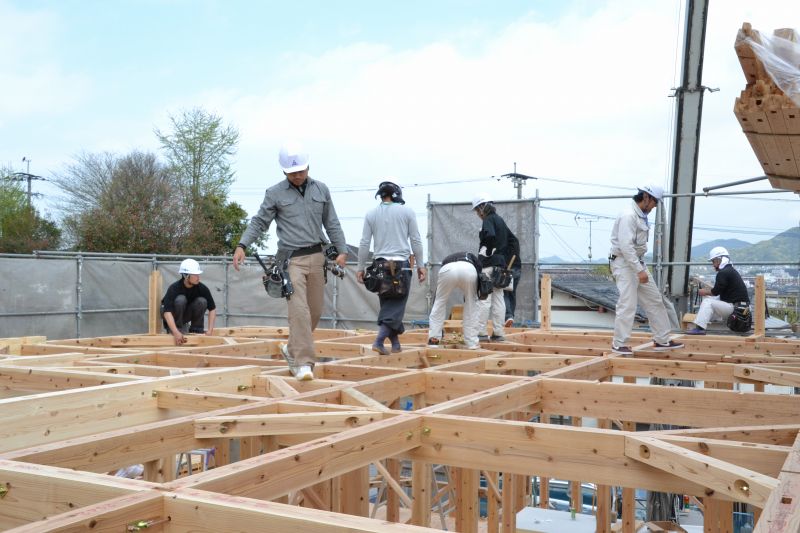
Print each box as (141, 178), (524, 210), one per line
(0, 168), (60, 253)
(53, 151), (187, 253)
(155, 107), (260, 253)
(155, 107), (239, 202)
(178, 195), (252, 255)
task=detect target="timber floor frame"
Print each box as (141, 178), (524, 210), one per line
(0, 326), (799, 533)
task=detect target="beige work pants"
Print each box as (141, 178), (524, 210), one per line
(286, 252), (326, 366)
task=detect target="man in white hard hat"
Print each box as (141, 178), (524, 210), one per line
(356, 180), (426, 355)
(161, 258), (217, 345)
(232, 142), (347, 381)
(609, 185), (684, 355)
(427, 251), (483, 349)
(472, 193), (517, 342)
(686, 247), (750, 335)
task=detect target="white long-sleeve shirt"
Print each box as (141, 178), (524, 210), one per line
(609, 201), (650, 273)
(357, 202), (424, 271)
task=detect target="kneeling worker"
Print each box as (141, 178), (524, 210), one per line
(686, 246), (749, 335)
(161, 258), (217, 345)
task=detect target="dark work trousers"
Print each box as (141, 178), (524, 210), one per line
(503, 266), (522, 321)
(162, 295), (207, 333)
(377, 262), (412, 336)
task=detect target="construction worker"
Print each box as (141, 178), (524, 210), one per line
(609, 184), (684, 354)
(232, 142), (347, 381)
(472, 194), (512, 342)
(427, 252), (483, 349)
(161, 258), (216, 345)
(686, 246), (750, 335)
(356, 181), (426, 354)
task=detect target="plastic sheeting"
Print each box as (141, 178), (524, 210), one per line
(428, 200), (537, 324)
(0, 256), (432, 340)
(746, 32), (800, 107)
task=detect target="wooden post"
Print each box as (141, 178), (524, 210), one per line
(411, 460), (431, 527)
(148, 269), (163, 335)
(540, 274), (551, 330)
(339, 467), (369, 517)
(622, 376), (637, 533)
(570, 416), (583, 516)
(501, 471), (516, 533)
(596, 418), (612, 533)
(704, 497), (720, 533)
(386, 399), (401, 523)
(754, 275), (766, 337)
(454, 467), (479, 533)
(487, 470), (500, 533)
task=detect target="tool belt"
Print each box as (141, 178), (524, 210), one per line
(364, 259), (409, 299)
(726, 303), (752, 333)
(292, 244), (322, 257)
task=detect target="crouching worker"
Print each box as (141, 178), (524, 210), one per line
(427, 252), (484, 350)
(686, 247), (750, 335)
(357, 180), (426, 354)
(161, 258), (217, 345)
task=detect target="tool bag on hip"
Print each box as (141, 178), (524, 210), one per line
(491, 266), (512, 289)
(477, 272), (494, 300)
(726, 303), (752, 333)
(364, 259), (408, 299)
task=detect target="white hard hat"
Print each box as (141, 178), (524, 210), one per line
(472, 193), (492, 209)
(708, 246), (729, 261)
(179, 258), (203, 275)
(638, 184), (664, 202)
(278, 142), (309, 173)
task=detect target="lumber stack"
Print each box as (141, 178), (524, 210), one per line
(734, 22), (800, 192)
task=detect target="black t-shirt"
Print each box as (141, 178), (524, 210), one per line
(161, 278), (216, 313)
(479, 212), (513, 268)
(711, 265), (749, 304)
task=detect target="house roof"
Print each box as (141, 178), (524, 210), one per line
(547, 270), (647, 321)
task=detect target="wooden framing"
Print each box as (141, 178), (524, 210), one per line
(0, 326), (798, 532)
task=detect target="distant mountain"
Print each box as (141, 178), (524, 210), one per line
(690, 239), (751, 260)
(540, 255), (566, 264)
(691, 227), (799, 262)
(733, 227), (800, 262)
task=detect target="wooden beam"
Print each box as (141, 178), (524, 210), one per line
(413, 415), (717, 497)
(4, 490), (164, 533)
(641, 425), (800, 446)
(625, 435), (777, 507)
(168, 414), (423, 501)
(194, 411), (386, 437)
(539, 378), (800, 427)
(735, 365), (800, 388)
(166, 488), (437, 532)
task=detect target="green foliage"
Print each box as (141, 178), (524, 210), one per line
(54, 151), (186, 253)
(0, 175), (60, 253)
(733, 227), (800, 263)
(178, 195), (263, 255)
(155, 107), (239, 201)
(693, 228), (799, 263)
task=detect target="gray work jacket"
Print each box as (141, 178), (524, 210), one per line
(240, 177), (347, 255)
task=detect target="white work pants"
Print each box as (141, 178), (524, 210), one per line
(477, 267), (506, 337)
(693, 297), (734, 329)
(428, 262), (479, 348)
(611, 258), (672, 347)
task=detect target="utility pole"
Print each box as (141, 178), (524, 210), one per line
(574, 214), (599, 262)
(8, 157), (45, 207)
(502, 163), (537, 199)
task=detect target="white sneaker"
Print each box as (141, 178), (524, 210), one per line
(293, 365), (314, 381)
(279, 343), (296, 367)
